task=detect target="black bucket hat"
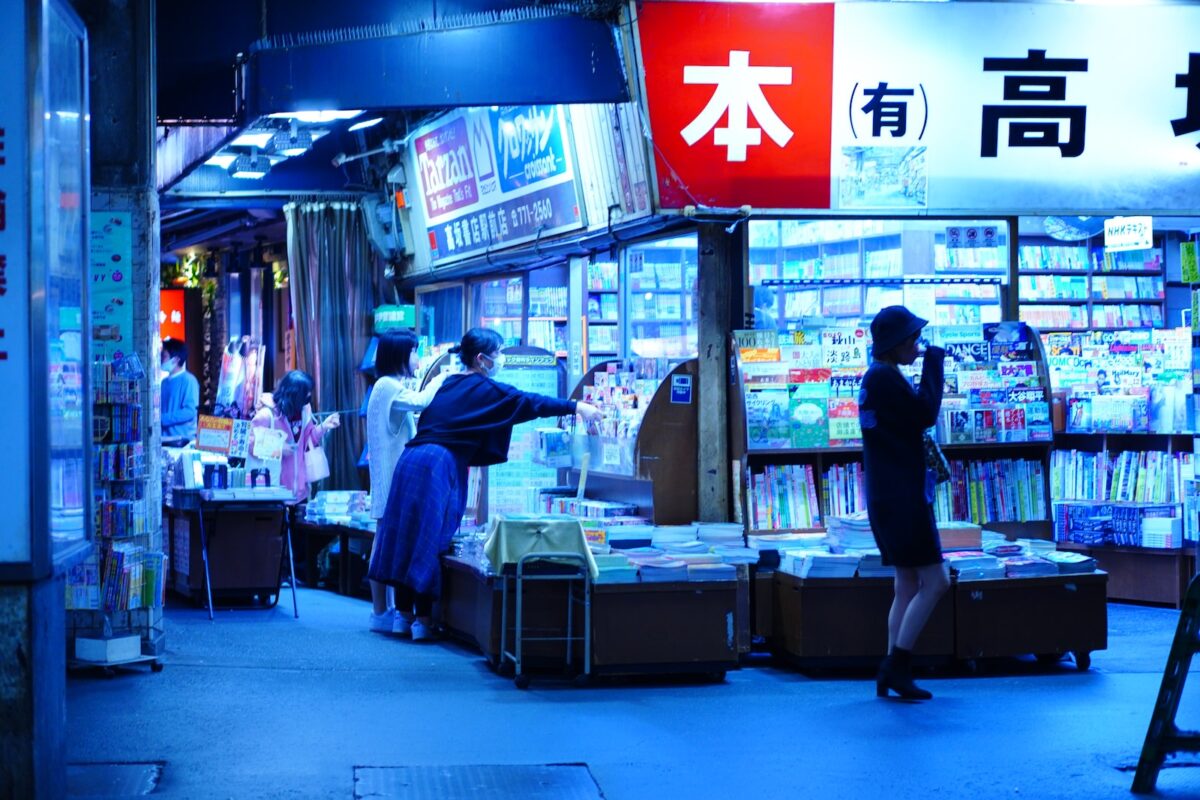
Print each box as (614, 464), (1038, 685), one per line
(870, 305), (928, 356)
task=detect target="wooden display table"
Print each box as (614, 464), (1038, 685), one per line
(772, 573), (954, 660)
(1058, 542), (1193, 608)
(769, 570), (1108, 669)
(439, 556), (742, 678)
(591, 581), (739, 677)
(954, 572), (1108, 667)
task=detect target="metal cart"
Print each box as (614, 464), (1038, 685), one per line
(499, 552), (591, 689)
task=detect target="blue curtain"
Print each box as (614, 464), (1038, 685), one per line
(284, 201), (381, 490)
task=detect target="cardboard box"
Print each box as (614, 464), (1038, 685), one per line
(75, 634), (141, 664)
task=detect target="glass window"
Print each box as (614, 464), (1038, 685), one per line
(748, 218), (1009, 332)
(415, 283), (465, 367)
(625, 233), (699, 359)
(45, 4), (89, 556)
(527, 264), (569, 357)
(473, 276), (524, 348)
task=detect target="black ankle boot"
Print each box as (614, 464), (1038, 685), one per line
(875, 646), (933, 700)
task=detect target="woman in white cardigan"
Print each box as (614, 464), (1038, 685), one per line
(365, 331), (449, 632)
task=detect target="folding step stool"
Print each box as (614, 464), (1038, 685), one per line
(1133, 574), (1200, 793)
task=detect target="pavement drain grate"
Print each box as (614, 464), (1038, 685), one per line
(67, 762), (164, 797)
(354, 763), (604, 800)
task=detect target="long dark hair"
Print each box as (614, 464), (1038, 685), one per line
(450, 327), (504, 370)
(375, 330), (418, 379)
(274, 370), (314, 419)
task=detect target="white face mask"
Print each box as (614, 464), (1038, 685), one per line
(481, 351), (505, 378)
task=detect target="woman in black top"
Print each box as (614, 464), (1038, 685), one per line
(367, 328), (601, 641)
(859, 306), (949, 700)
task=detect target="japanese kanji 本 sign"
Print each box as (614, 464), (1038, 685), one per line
(637, 1), (834, 210)
(637, 1), (1200, 212)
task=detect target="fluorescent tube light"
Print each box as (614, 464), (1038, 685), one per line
(267, 110), (363, 124)
(349, 117), (383, 132)
(230, 130), (276, 148)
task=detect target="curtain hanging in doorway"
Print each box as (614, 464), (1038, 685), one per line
(284, 200), (382, 491)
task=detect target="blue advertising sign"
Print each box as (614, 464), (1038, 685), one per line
(491, 105), (569, 193)
(671, 374), (693, 405)
(410, 105), (584, 267)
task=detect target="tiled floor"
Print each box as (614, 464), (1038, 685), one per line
(67, 587), (1200, 799)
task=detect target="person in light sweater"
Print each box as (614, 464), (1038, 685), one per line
(160, 338), (200, 443)
(365, 331), (449, 633)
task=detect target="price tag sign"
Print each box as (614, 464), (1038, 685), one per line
(196, 415), (233, 454)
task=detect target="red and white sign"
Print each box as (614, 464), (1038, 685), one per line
(637, 1), (1200, 213)
(159, 289), (186, 341)
(638, 1), (834, 210)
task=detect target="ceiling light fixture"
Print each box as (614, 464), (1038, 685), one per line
(349, 117), (384, 132)
(230, 130), (276, 149)
(273, 127), (313, 157)
(205, 153), (237, 169)
(267, 109), (363, 124)
(229, 154), (268, 180)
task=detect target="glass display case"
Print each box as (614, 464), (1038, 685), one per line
(625, 234), (699, 359)
(1, 0), (92, 577)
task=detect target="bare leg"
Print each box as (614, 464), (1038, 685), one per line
(896, 562), (950, 651)
(888, 568), (920, 653)
(368, 534), (389, 615)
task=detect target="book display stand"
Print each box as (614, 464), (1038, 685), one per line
(565, 358), (699, 525)
(729, 323), (1108, 667)
(68, 355), (165, 671)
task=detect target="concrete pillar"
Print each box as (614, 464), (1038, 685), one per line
(696, 222), (746, 522)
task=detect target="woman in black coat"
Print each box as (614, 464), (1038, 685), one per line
(859, 306), (949, 700)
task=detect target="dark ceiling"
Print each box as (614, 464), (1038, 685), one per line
(156, 1), (626, 257)
(157, 0), (617, 121)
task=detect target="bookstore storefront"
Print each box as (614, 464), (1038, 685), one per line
(633, 0), (1200, 637)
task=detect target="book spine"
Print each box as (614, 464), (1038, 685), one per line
(807, 465), (821, 528)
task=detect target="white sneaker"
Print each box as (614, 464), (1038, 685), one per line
(369, 609), (396, 633)
(410, 618), (435, 642)
(393, 613), (414, 637)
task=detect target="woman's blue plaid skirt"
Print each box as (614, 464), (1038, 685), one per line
(367, 443), (469, 598)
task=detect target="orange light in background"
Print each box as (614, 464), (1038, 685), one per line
(159, 289), (186, 340)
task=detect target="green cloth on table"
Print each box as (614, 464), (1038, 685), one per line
(483, 514), (598, 580)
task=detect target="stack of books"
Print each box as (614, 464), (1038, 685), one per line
(855, 549), (895, 578)
(938, 521), (982, 550)
(784, 550), (860, 578)
(1003, 556), (1058, 578)
(651, 525), (700, 549)
(594, 553), (639, 584)
(748, 532), (828, 552)
(944, 551), (1005, 581)
(638, 557), (689, 583)
(697, 522), (745, 547)
(1042, 551), (1097, 574)
(826, 512), (875, 550)
(687, 563), (737, 581)
(712, 545), (760, 565)
(983, 540), (1026, 558)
